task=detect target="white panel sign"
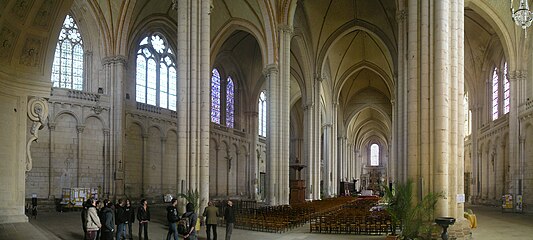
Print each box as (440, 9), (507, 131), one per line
(457, 194), (465, 203)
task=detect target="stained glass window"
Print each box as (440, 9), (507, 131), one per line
(492, 67), (499, 120)
(211, 69), (221, 124)
(370, 144), (379, 166)
(52, 15), (84, 90)
(136, 33), (177, 110)
(258, 91), (267, 137)
(503, 62), (510, 114)
(226, 77), (235, 128)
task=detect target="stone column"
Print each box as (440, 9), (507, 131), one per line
(264, 64), (279, 205)
(102, 56), (127, 197)
(174, 0), (211, 211)
(76, 125), (85, 187)
(160, 137), (167, 192)
(331, 103), (338, 195)
(403, 0), (464, 218)
(245, 111), (259, 199)
(48, 122), (56, 198)
(507, 71), (522, 197)
(141, 134), (148, 195)
(103, 129), (111, 197)
(278, 25), (292, 204)
(322, 124), (332, 197)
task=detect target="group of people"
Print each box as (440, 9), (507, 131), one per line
(166, 199), (235, 240)
(82, 198), (150, 240)
(82, 197), (235, 240)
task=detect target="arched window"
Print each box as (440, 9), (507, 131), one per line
(136, 33), (177, 110)
(370, 144), (379, 166)
(491, 67), (499, 120)
(52, 15), (84, 90)
(210, 68), (221, 124)
(503, 62), (510, 114)
(226, 77), (235, 128)
(258, 91), (267, 137)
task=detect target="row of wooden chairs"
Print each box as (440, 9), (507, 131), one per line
(309, 198), (394, 235)
(220, 197), (358, 233)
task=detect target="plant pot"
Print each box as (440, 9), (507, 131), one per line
(385, 234), (399, 240)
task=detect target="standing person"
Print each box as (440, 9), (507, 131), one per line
(81, 199), (90, 238)
(203, 201), (219, 240)
(95, 200), (104, 240)
(223, 201), (235, 240)
(115, 199), (127, 240)
(166, 198), (180, 240)
(85, 198), (102, 240)
(100, 200), (115, 240)
(125, 199), (135, 240)
(181, 202), (198, 240)
(137, 199), (150, 240)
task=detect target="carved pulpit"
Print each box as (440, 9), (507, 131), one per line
(289, 159), (306, 205)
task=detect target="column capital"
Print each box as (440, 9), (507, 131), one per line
(263, 64), (279, 77)
(278, 24), (293, 35)
(102, 55), (127, 66)
(303, 103), (314, 111)
(322, 123), (332, 128)
(161, 137), (167, 142)
(103, 128), (110, 136)
(314, 74), (326, 82)
(397, 9), (408, 23)
(48, 122), (56, 131)
(508, 70), (527, 82)
(76, 125), (85, 134)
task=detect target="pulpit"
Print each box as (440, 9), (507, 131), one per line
(289, 163), (306, 204)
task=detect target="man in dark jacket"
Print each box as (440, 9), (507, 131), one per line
(137, 199), (150, 240)
(224, 201), (235, 240)
(115, 199), (127, 240)
(166, 198), (180, 240)
(100, 200), (115, 240)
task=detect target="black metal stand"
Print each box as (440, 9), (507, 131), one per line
(435, 217), (456, 240)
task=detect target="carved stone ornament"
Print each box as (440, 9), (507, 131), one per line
(26, 97), (49, 171)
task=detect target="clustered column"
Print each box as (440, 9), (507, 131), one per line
(102, 56), (127, 197)
(174, 0), (211, 212)
(401, 0), (464, 218)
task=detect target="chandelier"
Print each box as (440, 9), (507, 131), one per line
(511, 0), (533, 37)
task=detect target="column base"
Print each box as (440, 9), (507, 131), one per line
(0, 214), (28, 224)
(446, 217), (472, 240)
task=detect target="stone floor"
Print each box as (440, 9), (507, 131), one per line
(0, 204), (531, 240)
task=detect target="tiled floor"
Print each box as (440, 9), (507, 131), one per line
(1, 204), (531, 240)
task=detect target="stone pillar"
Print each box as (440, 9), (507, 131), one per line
(403, 0), (464, 218)
(76, 125), (85, 187)
(246, 111), (259, 199)
(264, 64), (280, 205)
(278, 25), (292, 205)
(102, 56), (127, 197)
(161, 137), (167, 192)
(331, 103), (338, 195)
(322, 124), (332, 197)
(103, 129), (111, 197)
(174, 0), (211, 212)
(48, 122), (56, 199)
(304, 100), (320, 200)
(141, 134), (148, 195)
(507, 71), (522, 197)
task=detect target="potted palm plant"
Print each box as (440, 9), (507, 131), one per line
(383, 179), (443, 240)
(177, 189), (202, 232)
